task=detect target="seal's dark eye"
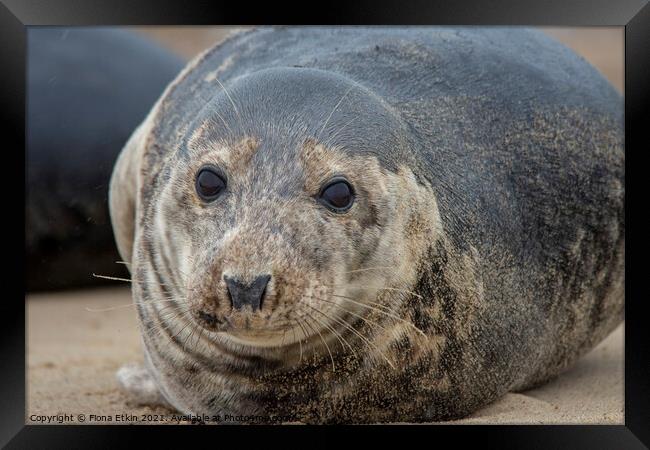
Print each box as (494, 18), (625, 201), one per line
(195, 167), (226, 201)
(318, 178), (354, 212)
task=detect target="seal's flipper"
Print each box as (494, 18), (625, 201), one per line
(116, 362), (171, 408)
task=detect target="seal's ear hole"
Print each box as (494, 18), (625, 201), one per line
(318, 177), (355, 212)
(195, 165), (227, 202)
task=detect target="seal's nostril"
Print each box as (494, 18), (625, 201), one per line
(224, 274), (271, 311)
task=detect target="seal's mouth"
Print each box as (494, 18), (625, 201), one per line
(190, 307), (306, 348)
(192, 307), (282, 336)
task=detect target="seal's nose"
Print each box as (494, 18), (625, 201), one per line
(224, 274), (271, 311)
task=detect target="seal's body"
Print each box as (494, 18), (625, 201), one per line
(110, 27), (624, 423)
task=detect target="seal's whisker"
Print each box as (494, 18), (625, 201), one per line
(302, 311), (336, 372)
(304, 295), (390, 335)
(195, 324), (206, 352)
(154, 304), (190, 319)
(146, 312), (188, 335)
(212, 108), (235, 136)
(146, 296), (186, 303)
(152, 302), (189, 317)
(373, 286), (423, 299)
(325, 290), (396, 314)
(290, 324), (302, 363)
(84, 297), (180, 313)
(146, 308), (193, 337)
(92, 273), (133, 283)
(318, 85), (355, 140)
(91, 273), (177, 288)
(117, 260), (192, 280)
(85, 303), (140, 313)
(341, 266), (394, 274)
(149, 288), (188, 297)
(302, 302), (358, 357)
(324, 290), (395, 314)
(182, 321), (200, 350)
(301, 294), (395, 368)
(152, 300), (192, 317)
(327, 293), (427, 338)
(193, 324), (206, 353)
(150, 295), (187, 303)
(319, 306), (396, 370)
(156, 303), (185, 314)
(324, 116), (357, 147)
(293, 318), (308, 364)
(329, 284), (424, 300)
(214, 77), (243, 130)
(144, 308), (192, 337)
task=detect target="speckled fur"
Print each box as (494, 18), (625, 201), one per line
(109, 27), (624, 423)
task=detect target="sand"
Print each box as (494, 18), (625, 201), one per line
(26, 287), (623, 425)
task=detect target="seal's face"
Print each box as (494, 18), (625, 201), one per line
(146, 68), (443, 354)
(155, 132), (425, 349)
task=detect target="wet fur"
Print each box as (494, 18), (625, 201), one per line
(110, 27), (624, 423)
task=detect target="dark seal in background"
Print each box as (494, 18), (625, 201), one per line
(26, 28), (184, 291)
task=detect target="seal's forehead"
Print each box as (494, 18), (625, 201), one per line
(186, 121), (259, 167)
(181, 67), (414, 172)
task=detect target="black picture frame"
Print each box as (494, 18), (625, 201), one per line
(3, 0), (648, 447)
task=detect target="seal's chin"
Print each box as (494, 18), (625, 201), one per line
(224, 328), (292, 348)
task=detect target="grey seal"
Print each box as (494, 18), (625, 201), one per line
(109, 27), (624, 423)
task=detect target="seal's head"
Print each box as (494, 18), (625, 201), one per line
(148, 68), (442, 352)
